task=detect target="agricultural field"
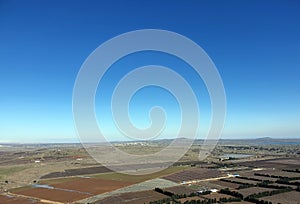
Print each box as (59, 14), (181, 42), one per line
(235, 187), (275, 197)
(237, 157), (300, 169)
(163, 167), (222, 183)
(163, 185), (197, 195)
(259, 190), (300, 204)
(1, 140), (300, 203)
(237, 173), (279, 182)
(0, 194), (43, 204)
(14, 187), (89, 203)
(12, 177), (134, 203)
(177, 196), (206, 203)
(93, 190), (169, 204)
(253, 169), (300, 178)
(208, 180), (241, 189)
(92, 166), (188, 183)
(41, 166), (112, 179)
(200, 192), (234, 201)
(8, 166), (186, 203)
(51, 177), (133, 194)
(223, 177), (260, 185)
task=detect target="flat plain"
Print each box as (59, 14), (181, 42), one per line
(0, 138), (300, 204)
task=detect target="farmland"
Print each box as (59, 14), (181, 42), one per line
(93, 190), (169, 204)
(163, 186), (197, 195)
(51, 177), (133, 194)
(209, 180), (241, 189)
(163, 167), (222, 183)
(0, 139), (300, 203)
(259, 191), (300, 204)
(15, 187), (90, 203)
(236, 187), (275, 197)
(0, 194), (43, 204)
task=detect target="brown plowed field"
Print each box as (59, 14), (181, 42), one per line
(260, 190), (300, 204)
(0, 194), (43, 204)
(15, 187), (88, 203)
(52, 177), (133, 194)
(15, 178), (134, 203)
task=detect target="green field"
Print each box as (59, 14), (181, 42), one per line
(0, 166), (27, 180)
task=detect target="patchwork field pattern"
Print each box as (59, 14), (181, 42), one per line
(163, 167), (222, 183)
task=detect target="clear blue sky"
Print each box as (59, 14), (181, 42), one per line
(0, 0), (299, 142)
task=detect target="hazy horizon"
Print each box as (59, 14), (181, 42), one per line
(1, 136), (300, 144)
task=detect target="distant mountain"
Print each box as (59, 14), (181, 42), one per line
(255, 137), (273, 140)
(217, 137), (300, 145)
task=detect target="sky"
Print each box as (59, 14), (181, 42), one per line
(0, 0), (300, 143)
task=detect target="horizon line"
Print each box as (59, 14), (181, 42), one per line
(1, 136), (300, 145)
